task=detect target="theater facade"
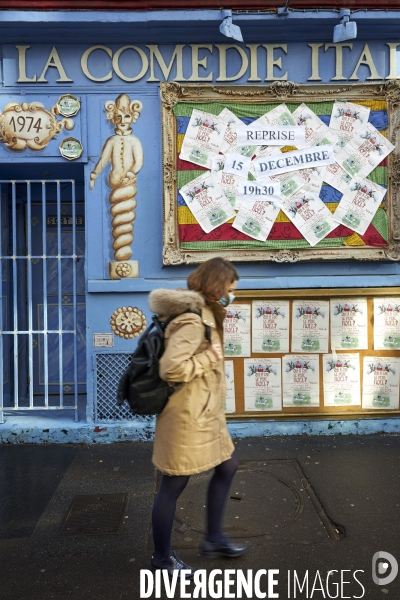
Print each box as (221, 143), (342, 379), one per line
(1, 1), (400, 441)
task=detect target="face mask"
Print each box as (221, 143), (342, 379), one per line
(218, 293), (235, 307)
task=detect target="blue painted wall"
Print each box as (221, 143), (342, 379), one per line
(0, 9), (399, 424)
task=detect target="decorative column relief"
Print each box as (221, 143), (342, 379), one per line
(90, 94), (144, 279)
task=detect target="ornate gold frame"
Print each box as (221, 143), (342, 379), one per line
(161, 80), (400, 265)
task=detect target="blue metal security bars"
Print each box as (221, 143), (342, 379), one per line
(0, 180), (85, 423)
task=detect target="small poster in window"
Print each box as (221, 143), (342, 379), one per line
(323, 353), (361, 406)
(244, 358), (282, 412)
(330, 298), (368, 350)
(252, 300), (290, 353)
(223, 303), (251, 358)
(292, 300), (329, 353)
(373, 298), (400, 350)
(282, 354), (320, 407)
(362, 357), (400, 410)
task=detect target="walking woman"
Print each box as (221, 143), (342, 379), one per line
(148, 257), (246, 577)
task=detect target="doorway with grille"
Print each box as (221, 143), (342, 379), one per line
(0, 166), (86, 423)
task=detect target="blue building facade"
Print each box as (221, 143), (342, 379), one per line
(1, 8), (400, 442)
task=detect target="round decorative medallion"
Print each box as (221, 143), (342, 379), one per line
(56, 94), (81, 118)
(59, 137), (83, 160)
(110, 306), (147, 339)
(115, 262), (132, 278)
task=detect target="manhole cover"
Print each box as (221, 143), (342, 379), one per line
(149, 460), (341, 549)
(59, 493), (128, 536)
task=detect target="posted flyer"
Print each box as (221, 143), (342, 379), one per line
(179, 109), (228, 168)
(335, 123), (395, 179)
(280, 188), (337, 246)
(218, 107), (244, 154)
(374, 298), (400, 350)
(282, 354), (320, 407)
(252, 300), (290, 353)
(252, 103), (296, 128)
(292, 103), (339, 149)
(224, 360), (236, 414)
(232, 188), (281, 242)
(292, 300), (329, 353)
(223, 303), (251, 358)
(330, 298), (368, 350)
(329, 101), (370, 148)
(270, 171), (307, 201)
(219, 107), (258, 157)
(179, 171), (236, 233)
(211, 155), (246, 210)
(362, 356), (400, 409)
(298, 165), (327, 194)
(323, 353), (361, 406)
(332, 178), (387, 235)
(323, 161), (355, 195)
(244, 358), (282, 412)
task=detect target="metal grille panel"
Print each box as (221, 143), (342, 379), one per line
(59, 493), (128, 536)
(0, 180), (85, 423)
(94, 352), (150, 422)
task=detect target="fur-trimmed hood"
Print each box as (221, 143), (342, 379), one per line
(148, 288), (205, 317)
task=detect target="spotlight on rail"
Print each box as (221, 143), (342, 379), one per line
(219, 9), (243, 43)
(333, 9), (357, 43)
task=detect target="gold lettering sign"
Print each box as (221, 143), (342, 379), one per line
(14, 43), (400, 85)
(0, 101), (74, 151)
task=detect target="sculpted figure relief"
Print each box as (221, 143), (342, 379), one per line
(90, 94), (144, 278)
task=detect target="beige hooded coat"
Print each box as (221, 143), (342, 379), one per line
(148, 288), (235, 476)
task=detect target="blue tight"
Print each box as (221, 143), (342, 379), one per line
(152, 454), (239, 560)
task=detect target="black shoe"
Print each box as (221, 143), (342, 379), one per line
(200, 537), (247, 558)
(151, 550), (196, 579)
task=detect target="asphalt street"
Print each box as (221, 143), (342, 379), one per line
(1, 433), (399, 600)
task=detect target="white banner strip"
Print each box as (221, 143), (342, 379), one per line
(237, 125), (305, 146)
(253, 145), (335, 178)
(237, 181), (281, 204)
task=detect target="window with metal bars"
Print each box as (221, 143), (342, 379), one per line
(0, 180), (85, 423)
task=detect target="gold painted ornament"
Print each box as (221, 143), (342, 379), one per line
(0, 100), (74, 151)
(110, 306), (146, 339)
(56, 94), (81, 118)
(59, 137), (83, 160)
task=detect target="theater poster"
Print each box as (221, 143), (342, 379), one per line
(223, 303), (251, 358)
(244, 358), (282, 412)
(362, 357), (400, 410)
(330, 298), (368, 350)
(282, 355), (320, 407)
(374, 298), (400, 350)
(292, 300), (329, 353)
(252, 300), (290, 353)
(323, 354), (361, 406)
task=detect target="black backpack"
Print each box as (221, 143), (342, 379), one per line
(116, 310), (211, 415)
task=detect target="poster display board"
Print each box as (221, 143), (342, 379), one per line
(161, 81), (400, 266)
(217, 288), (400, 419)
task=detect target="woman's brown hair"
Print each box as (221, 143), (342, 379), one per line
(187, 258), (239, 305)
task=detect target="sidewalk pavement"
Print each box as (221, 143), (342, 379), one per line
(1, 434), (400, 600)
